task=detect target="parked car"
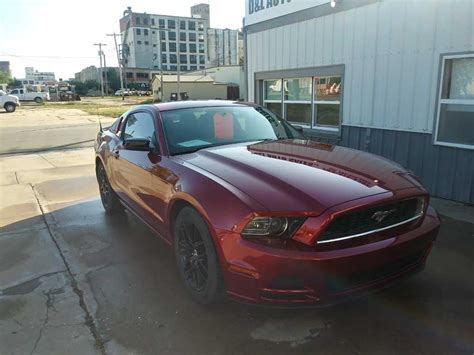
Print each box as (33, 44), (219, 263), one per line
(9, 88), (50, 103)
(0, 90), (20, 112)
(170, 92), (189, 101)
(115, 89), (131, 96)
(95, 101), (440, 306)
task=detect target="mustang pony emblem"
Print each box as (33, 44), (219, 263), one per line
(371, 209), (396, 223)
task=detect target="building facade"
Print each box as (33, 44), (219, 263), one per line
(119, 4), (243, 72)
(24, 67), (56, 84)
(120, 4), (210, 72)
(74, 66), (100, 83)
(186, 65), (246, 100)
(151, 74), (229, 102)
(207, 28), (241, 67)
(244, 0), (474, 203)
(0, 61), (10, 74)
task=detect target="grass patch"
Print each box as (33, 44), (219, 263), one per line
(33, 97), (156, 117)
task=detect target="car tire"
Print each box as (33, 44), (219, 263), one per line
(4, 103), (16, 113)
(34, 97), (43, 104)
(174, 207), (225, 304)
(96, 162), (124, 214)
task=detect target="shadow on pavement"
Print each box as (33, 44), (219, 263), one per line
(1, 198), (473, 355)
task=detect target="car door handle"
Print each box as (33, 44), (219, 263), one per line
(112, 150), (120, 159)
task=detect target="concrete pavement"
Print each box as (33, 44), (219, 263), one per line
(0, 148), (473, 355)
(0, 108), (115, 155)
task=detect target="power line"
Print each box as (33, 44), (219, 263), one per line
(0, 53), (97, 59)
(107, 33), (125, 95)
(94, 43), (107, 97)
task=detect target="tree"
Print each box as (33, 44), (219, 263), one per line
(84, 80), (99, 91)
(0, 71), (12, 84)
(107, 68), (121, 92)
(70, 81), (88, 96)
(10, 78), (22, 88)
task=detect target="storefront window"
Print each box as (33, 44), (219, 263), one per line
(265, 103), (282, 117)
(284, 78), (312, 101)
(314, 76), (342, 129)
(286, 104), (312, 125)
(259, 70), (343, 131)
(436, 55), (474, 148)
(264, 80), (282, 100)
(314, 104), (340, 127)
(315, 76), (341, 101)
(284, 77), (312, 126)
(263, 80), (282, 117)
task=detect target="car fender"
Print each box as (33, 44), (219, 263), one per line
(164, 161), (267, 244)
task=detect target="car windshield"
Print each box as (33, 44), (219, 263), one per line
(160, 105), (305, 155)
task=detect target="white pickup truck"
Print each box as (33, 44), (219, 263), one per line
(9, 88), (50, 103)
(0, 90), (20, 112)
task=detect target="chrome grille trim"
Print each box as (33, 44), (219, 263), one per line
(316, 213), (424, 244)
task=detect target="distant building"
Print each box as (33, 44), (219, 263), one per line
(186, 65), (245, 100)
(119, 4), (242, 72)
(24, 67), (56, 84)
(74, 66), (100, 82)
(207, 29), (241, 67)
(0, 61), (10, 74)
(151, 74), (234, 102)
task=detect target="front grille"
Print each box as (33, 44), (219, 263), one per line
(317, 197), (424, 244)
(326, 250), (424, 294)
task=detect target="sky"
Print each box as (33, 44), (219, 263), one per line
(0, 0), (245, 80)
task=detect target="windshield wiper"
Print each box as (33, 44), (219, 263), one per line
(173, 144), (215, 156)
(259, 137), (286, 142)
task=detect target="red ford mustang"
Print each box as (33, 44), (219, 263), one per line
(95, 101), (440, 306)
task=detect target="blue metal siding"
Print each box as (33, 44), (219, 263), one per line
(338, 126), (474, 204)
(246, 0), (473, 132)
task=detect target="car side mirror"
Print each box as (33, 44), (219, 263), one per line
(123, 138), (151, 151)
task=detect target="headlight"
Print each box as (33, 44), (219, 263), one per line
(241, 216), (306, 239)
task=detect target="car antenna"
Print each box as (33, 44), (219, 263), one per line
(97, 106), (103, 133)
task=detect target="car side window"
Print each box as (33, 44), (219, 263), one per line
(123, 112), (159, 151)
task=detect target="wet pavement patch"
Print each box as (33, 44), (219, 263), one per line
(251, 316), (327, 347)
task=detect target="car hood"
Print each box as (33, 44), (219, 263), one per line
(180, 139), (424, 214)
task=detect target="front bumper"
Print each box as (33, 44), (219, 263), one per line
(217, 206), (440, 306)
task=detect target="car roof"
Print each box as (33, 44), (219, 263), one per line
(153, 100), (257, 112)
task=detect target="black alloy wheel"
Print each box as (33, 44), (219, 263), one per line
(177, 221), (209, 292)
(96, 163), (123, 214)
(174, 207), (224, 304)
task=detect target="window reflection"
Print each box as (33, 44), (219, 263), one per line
(284, 78), (312, 101)
(315, 76), (342, 101)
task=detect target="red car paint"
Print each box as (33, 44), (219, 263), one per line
(96, 101), (440, 305)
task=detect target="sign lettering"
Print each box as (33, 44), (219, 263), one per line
(249, 0), (291, 15)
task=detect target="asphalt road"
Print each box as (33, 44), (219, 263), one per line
(0, 123), (99, 155)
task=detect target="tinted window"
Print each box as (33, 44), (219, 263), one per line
(123, 112), (155, 141)
(161, 106), (305, 155)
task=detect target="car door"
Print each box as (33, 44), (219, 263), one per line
(112, 111), (158, 221)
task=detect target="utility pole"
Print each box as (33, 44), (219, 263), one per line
(103, 53), (108, 95)
(107, 33), (125, 97)
(177, 25), (181, 101)
(94, 43), (107, 97)
(151, 27), (170, 102)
